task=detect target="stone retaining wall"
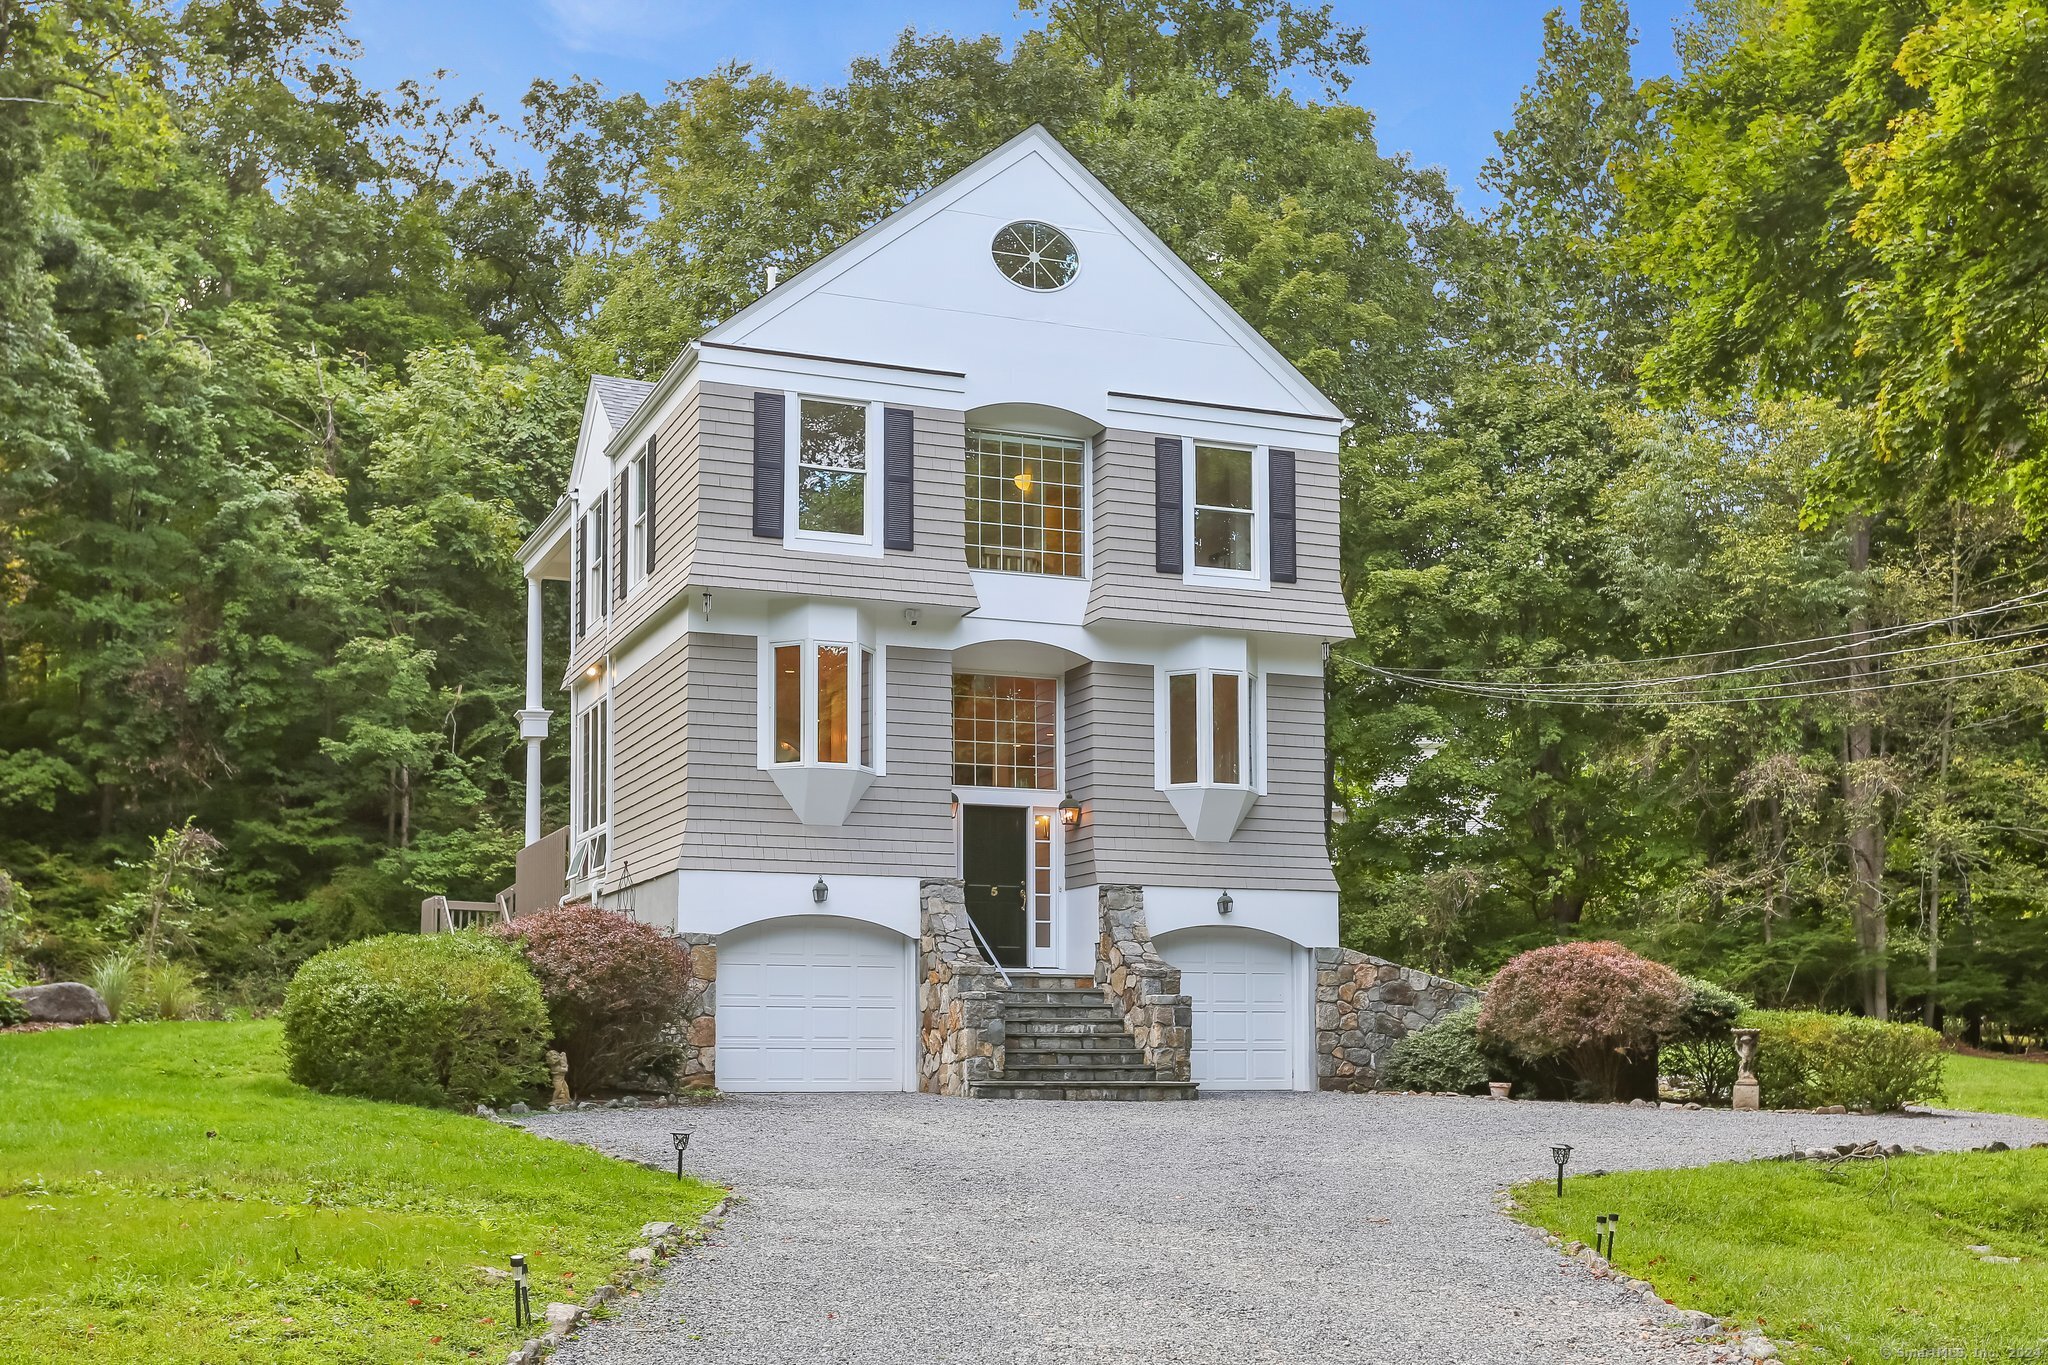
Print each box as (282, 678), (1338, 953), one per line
(673, 932), (718, 1090)
(1095, 885), (1193, 1082)
(1315, 947), (1480, 1091)
(917, 879), (1008, 1095)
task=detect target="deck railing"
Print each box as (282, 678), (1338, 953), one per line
(419, 892), (515, 934)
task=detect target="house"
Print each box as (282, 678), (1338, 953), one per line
(506, 126), (1473, 1098)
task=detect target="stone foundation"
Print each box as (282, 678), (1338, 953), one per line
(673, 931), (717, 1089)
(1314, 948), (1481, 1091)
(917, 878), (1008, 1095)
(1095, 885), (1193, 1083)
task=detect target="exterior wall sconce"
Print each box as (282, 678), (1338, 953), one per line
(1550, 1143), (1573, 1197)
(584, 662), (603, 680)
(904, 607), (921, 627)
(1058, 794), (1082, 831)
(1217, 890), (1233, 916)
(812, 877), (829, 904)
(701, 590), (713, 621)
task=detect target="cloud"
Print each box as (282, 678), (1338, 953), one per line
(539, 0), (731, 59)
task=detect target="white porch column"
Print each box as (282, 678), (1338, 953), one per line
(516, 574), (551, 845)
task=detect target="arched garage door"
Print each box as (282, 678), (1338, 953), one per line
(716, 916), (913, 1091)
(1158, 926), (1299, 1090)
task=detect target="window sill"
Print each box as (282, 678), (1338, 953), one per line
(1163, 785), (1258, 843)
(784, 530), (884, 560)
(769, 764), (878, 826)
(1182, 568), (1269, 592)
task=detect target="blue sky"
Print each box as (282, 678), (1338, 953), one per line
(344, 0), (1696, 205)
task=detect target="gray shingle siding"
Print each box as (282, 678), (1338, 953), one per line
(1062, 661), (1337, 892)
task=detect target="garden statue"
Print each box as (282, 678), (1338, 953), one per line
(548, 1049), (572, 1105)
(1731, 1027), (1761, 1111)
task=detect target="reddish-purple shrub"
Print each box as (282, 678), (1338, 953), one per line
(1477, 942), (1688, 1101)
(495, 904), (693, 1095)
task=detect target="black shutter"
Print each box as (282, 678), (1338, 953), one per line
(1269, 449), (1297, 584)
(882, 406), (914, 551)
(571, 516), (584, 638)
(1154, 436), (1183, 574)
(613, 478), (626, 604)
(643, 437), (658, 573)
(752, 391), (784, 538)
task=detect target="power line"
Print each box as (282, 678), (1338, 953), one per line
(1370, 587), (2048, 681)
(1339, 654), (2048, 708)
(1352, 631), (2048, 703)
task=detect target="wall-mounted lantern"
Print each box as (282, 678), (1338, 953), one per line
(1058, 794), (1082, 831)
(812, 877), (829, 904)
(1217, 890), (1234, 916)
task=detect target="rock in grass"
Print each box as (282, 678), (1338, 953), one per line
(641, 1221), (679, 1241)
(7, 982), (110, 1024)
(507, 1101), (530, 1114)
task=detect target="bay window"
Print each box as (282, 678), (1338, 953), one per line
(770, 640), (877, 769)
(1165, 668), (1251, 788)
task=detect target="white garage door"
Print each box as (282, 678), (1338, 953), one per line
(716, 916), (911, 1092)
(1160, 927), (1298, 1090)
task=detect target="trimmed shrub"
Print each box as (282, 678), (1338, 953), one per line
(1478, 941), (1689, 1101)
(1663, 976), (1753, 1103)
(281, 933), (548, 1108)
(1744, 1009), (1946, 1111)
(1383, 1005), (1489, 1093)
(495, 904), (694, 1095)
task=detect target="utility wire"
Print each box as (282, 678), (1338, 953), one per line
(1338, 654), (2048, 708)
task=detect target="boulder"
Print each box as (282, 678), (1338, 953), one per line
(7, 982), (109, 1024)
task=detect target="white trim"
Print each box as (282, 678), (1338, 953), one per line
(757, 636), (885, 774)
(625, 441), (652, 594)
(1156, 666), (1258, 791)
(677, 875), (923, 939)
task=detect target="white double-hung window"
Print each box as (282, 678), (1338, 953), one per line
(569, 695), (609, 880)
(581, 492), (609, 629)
(1188, 443), (1258, 578)
(626, 441), (654, 590)
(789, 397), (876, 545)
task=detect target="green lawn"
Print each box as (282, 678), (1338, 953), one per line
(1944, 1052), (2048, 1119)
(0, 1021), (722, 1363)
(1513, 1149), (2048, 1362)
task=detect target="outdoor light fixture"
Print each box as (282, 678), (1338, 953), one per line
(672, 1129), (692, 1180)
(585, 663), (602, 680)
(904, 607), (921, 627)
(509, 1254), (531, 1330)
(812, 877), (829, 904)
(1058, 794), (1082, 831)
(1217, 890), (1234, 916)
(1550, 1143), (1573, 1197)
(701, 590), (713, 622)
(1597, 1212), (1619, 1260)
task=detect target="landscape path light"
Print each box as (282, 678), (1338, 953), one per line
(672, 1129), (693, 1181)
(1550, 1143), (1573, 1198)
(510, 1253), (531, 1330)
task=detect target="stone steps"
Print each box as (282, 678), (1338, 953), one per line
(1003, 1010), (1128, 1030)
(1001, 1062), (1173, 1083)
(1004, 1034), (1149, 1056)
(970, 1079), (1199, 1101)
(1000, 986), (1111, 1008)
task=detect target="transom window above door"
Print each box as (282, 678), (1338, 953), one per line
(952, 674), (1058, 789)
(964, 431), (1084, 577)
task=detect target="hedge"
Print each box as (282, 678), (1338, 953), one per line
(1383, 1004), (1490, 1093)
(281, 932), (549, 1108)
(1744, 1009), (1947, 1112)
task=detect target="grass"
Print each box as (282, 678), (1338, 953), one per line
(1944, 1052), (2048, 1119)
(0, 1021), (722, 1363)
(1511, 1149), (2048, 1362)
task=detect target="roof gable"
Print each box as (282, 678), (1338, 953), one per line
(703, 126), (1342, 423)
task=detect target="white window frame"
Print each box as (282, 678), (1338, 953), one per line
(1182, 439), (1268, 588)
(582, 493), (610, 624)
(1156, 668), (1260, 791)
(948, 673), (1065, 797)
(784, 392), (883, 556)
(758, 638), (884, 772)
(626, 446), (652, 592)
(962, 428), (1092, 580)
(569, 692), (610, 881)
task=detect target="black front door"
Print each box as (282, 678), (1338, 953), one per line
(962, 805), (1028, 968)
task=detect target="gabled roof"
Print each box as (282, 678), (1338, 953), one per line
(591, 375), (656, 430)
(695, 124), (1345, 424)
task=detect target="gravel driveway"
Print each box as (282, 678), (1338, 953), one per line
(515, 1094), (2048, 1365)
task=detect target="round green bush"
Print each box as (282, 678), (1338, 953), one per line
(1662, 975), (1753, 1103)
(281, 933), (549, 1108)
(1382, 1004), (1490, 1093)
(1743, 1008), (1947, 1111)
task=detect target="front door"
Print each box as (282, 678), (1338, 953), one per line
(962, 805), (1029, 968)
